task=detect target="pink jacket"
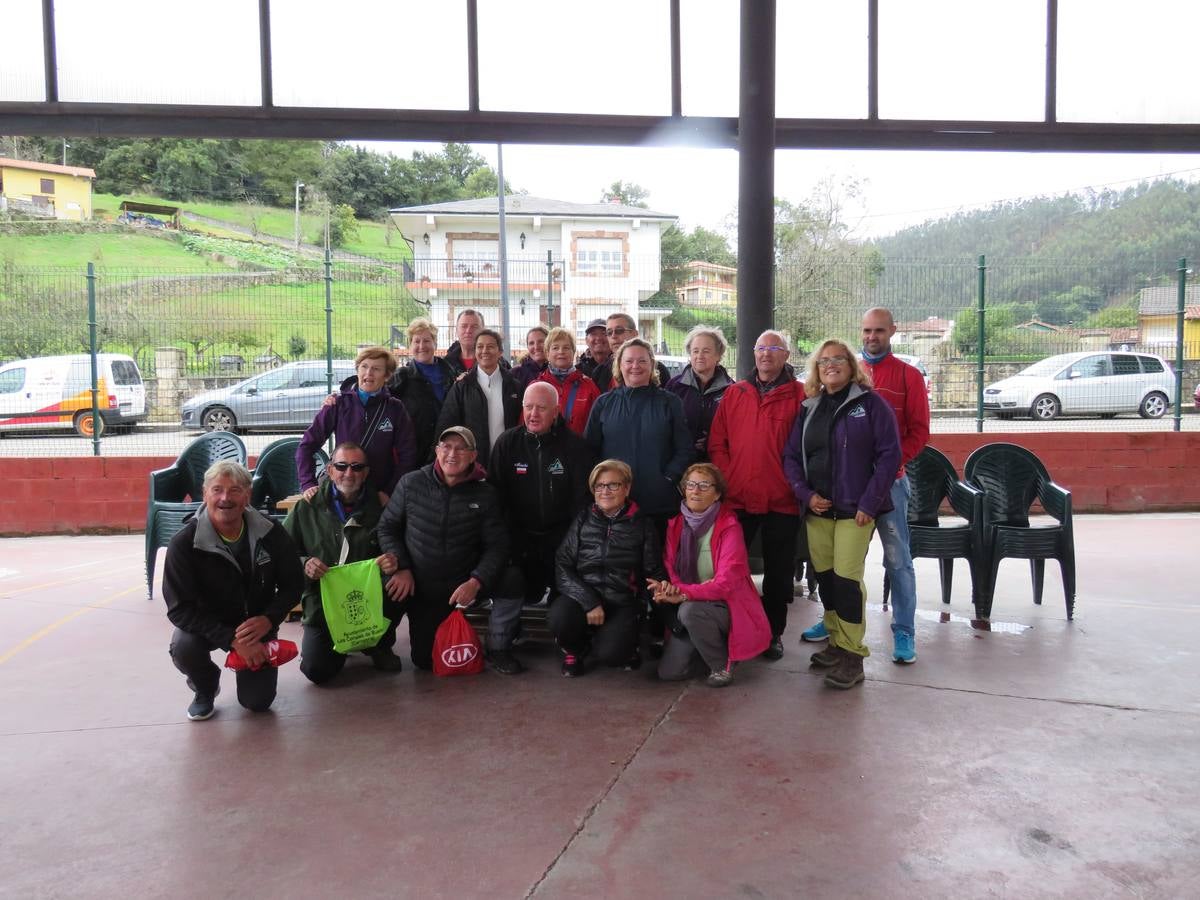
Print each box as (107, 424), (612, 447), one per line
(664, 506), (771, 663)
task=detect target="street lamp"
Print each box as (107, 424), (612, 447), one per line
(294, 180), (305, 249)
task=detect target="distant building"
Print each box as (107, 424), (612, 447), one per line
(893, 316), (953, 356)
(676, 260), (736, 308)
(1138, 285), (1200, 359)
(0, 157), (96, 221)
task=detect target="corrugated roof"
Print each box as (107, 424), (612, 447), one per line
(0, 156), (97, 179)
(1138, 285), (1200, 315)
(389, 195), (675, 220)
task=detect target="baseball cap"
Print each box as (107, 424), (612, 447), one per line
(585, 319), (607, 334)
(438, 426), (477, 451)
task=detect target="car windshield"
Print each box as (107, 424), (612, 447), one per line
(1017, 355), (1076, 377)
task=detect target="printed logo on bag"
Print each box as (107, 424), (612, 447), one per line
(515, 462), (528, 475)
(440, 643), (479, 668)
(379, 418), (394, 432)
(547, 458), (564, 476)
(848, 404), (866, 418)
(343, 589), (368, 625)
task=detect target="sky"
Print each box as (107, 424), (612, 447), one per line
(4, 0), (1200, 238)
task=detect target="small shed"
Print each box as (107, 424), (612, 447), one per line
(117, 200), (182, 230)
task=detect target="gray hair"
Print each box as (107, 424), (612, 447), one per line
(756, 329), (791, 354)
(684, 324), (728, 357)
(203, 460), (251, 490)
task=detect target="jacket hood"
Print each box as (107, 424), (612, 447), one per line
(432, 459), (488, 485)
(676, 364), (733, 394)
(590, 500), (640, 520)
(190, 504), (275, 554)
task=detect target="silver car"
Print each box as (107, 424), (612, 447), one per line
(181, 360), (357, 432)
(983, 351), (1174, 420)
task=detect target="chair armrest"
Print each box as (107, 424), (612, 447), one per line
(1037, 478), (1072, 525)
(149, 465), (189, 504)
(946, 478), (985, 522)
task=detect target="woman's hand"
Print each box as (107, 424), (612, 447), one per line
(808, 493), (832, 514)
(586, 606), (605, 626)
(321, 393), (337, 408)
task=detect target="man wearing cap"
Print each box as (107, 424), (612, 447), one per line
(583, 313), (672, 393)
(377, 426), (508, 670)
(576, 318), (614, 386)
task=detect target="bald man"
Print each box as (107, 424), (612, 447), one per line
(485, 382), (597, 672)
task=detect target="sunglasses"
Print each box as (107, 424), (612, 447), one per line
(606, 327), (632, 337)
(331, 461), (368, 472)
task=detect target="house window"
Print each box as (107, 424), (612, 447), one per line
(40, 178), (54, 194)
(451, 238), (499, 276)
(577, 237), (623, 274)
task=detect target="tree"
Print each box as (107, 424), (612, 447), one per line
(288, 334), (308, 359)
(601, 181), (649, 208)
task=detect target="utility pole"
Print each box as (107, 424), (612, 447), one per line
(62, 139), (69, 165)
(497, 144), (510, 354)
(294, 180), (304, 249)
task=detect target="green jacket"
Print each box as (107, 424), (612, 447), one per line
(282, 481), (385, 625)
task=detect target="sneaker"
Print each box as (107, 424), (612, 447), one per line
(186, 685), (219, 721)
(488, 649), (526, 675)
(762, 636), (784, 661)
(809, 645), (842, 668)
(824, 651), (865, 690)
(893, 632), (917, 665)
(365, 646), (404, 672)
(801, 620), (829, 643)
(706, 668), (734, 688)
(561, 653), (584, 677)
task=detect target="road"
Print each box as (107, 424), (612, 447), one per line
(2, 414), (1198, 457)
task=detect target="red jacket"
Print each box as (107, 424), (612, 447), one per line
(664, 506), (771, 663)
(708, 378), (805, 515)
(534, 369), (601, 435)
(862, 353), (930, 476)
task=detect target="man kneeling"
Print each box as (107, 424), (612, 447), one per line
(164, 461), (303, 720)
(283, 442), (403, 684)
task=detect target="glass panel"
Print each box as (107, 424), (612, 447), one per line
(55, 0), (261, 104)
(777, 1), (868, 119)
(478, 0), (670, 114)
(680, 0), (738, 117)
(0, 0), (45, 101)
(879, 0), (1045, 121)
(1140, 356), (1164, 373)
(1058, 0), (1200, 124)
(273, 0), (467, 109)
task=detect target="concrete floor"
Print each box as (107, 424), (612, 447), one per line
(1, 516), (1198, 899)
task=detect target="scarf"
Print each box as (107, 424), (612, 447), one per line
(548, 364), (575, 379)
(676, 500), (721, 584)
(357, 387), (382, 406)
(861, 347), (890, 364)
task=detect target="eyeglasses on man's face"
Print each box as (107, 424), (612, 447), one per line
(817, 355), (849, 369)
(331, 461), (368, 472)
(437, 442), (473, 456)
(594, 481), (627, 493)
(606, 327), (632, 337)
(754, 345), (787, 353)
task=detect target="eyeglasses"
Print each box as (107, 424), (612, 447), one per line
(754, 345), (787, 353)
(606, 327), (632, 337)
(437, 442), (473, 455)
(817, 356), (849, 368)
(331, 462), (368, 472)
(683, 480), (715, 492)
(594, 481), (627, 493)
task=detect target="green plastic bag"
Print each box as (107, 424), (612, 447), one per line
(319, 559), (388, 654)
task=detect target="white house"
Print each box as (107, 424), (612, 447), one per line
(388, 195), (676, 350)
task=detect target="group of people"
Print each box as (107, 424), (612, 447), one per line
(163, 305), (929, 720)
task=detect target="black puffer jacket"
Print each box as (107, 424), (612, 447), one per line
(555, 503), (666, 612)
(434, 367), (523, 455)
(488, 419), (596, 535)
(377, 463), (508, 591)
(446, 340), (511, 377)
(387, 359), (456, 464)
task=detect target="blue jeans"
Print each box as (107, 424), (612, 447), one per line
(877, 475), (917, 638)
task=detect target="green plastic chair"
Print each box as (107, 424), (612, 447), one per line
(145, 432), (247, 598)
(250, 437), (328, 521)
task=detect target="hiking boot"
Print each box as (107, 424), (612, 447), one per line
(488, 649), (526, 675)
(561, 652), (584, 678)
(365, 645), (404, 672)
(809, 645), (842, 668)
(893, 632), (917, 665)
(824, 651), (865, 690)
(762, 636), (784, 661)
(801, 620), (829, 643)
(186, 685), (219, 721)
(706, 668), (734, 688)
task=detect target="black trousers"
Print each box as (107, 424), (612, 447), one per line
(400, 580), (459, 671)
(547, 596), (639, 665)
(737, 510), (799, 637)
(501, 528), (566, 605)
(299, 599), (405, 685)
(169, 628), (277, 712)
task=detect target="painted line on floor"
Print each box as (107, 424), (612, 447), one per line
(0, 584), (141, 666)
(0, 564), (142, 598)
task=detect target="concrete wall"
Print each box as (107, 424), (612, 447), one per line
(2, 433), (1197, 536)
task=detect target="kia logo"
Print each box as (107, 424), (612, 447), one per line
(440, 644), (478, 667)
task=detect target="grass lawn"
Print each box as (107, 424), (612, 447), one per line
(1, 232), (236, 270)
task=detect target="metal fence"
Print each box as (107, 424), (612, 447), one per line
(0, 251), (1196, 457)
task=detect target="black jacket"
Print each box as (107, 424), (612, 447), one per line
(163, 507), (303, 649)
(446, 340), (511, 377)
(487, 419), (596, 536)
(511, 356), (548, 391)
(434, 367), (523, 456)
(386, 358), (456, 464)
(377, 463), (508, 591)
(555, 503), (666, 612)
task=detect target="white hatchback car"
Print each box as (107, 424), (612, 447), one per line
(983, 351), (1174, 420)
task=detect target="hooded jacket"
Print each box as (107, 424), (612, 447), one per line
(281, 479), (385, 625)
(664, 505), (771, 662)
(163, 506), (303, 649)
(434, 366), (523, 456)
(297, 380), (417, 495)
(555, 502), (666, 612)
(377, 462), (508, 591)
(782, 383), (901, 519)
(386, 358), (457, 465)
(488, 419), (596, 535)
(535, 367), (601, 435)
(665, 364), (733, 458)
(707, 372), (805, 515)
(583, 384), (695, 517)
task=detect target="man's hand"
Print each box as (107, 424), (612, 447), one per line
(448, 576), (481, 608)
(303, 556), (329, 580)
(302, 485), (319, 501)
(375, 552), (398, 576)
(377, 490), (391, 508)
(855, 510), (874, 527)
(321, 393), (337, 408)
(808, 493), (833, 514)
(236, 640), (271, 671)
(386, 569), (415, 602)
(586, 605), (605, 626)
(234, 615), (271, 645)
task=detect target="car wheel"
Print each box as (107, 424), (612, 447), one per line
(202, 406), (238, 432)
(1139, 392), (1168, 419)
(1031, 394), (1060, 421)
(73, 410), (105, 439)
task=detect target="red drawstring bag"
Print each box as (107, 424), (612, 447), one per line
(225, 639), (299, 671)
(432, 609), (484, 676)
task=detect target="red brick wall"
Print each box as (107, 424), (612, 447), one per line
(0, 435), (1196, 535)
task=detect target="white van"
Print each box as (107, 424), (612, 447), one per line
(0, 353), (147, 437)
